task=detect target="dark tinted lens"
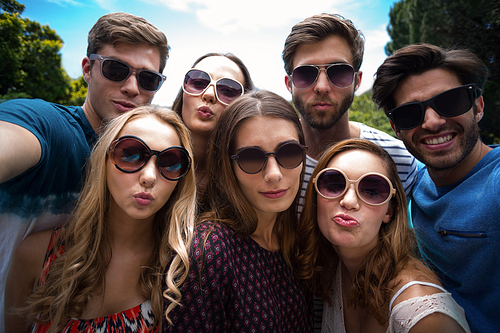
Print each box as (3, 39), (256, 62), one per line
(138, 70), (162, 92)
(292, 66), (319, 89)
(391, 103), (424, 130)
(236, 148), (266, 174)
(434, 86), (473, 116)
(102, 59), (130, 81)
(358, 175), (392, 205)
(276, 143), (304, 169)
(326, 64), (355, 88)
(158, 148), (190, 180)
(184, 70), (211, 94)
(317, 170), (347, 198)
(216, 78), (243, 104)
(113, 138), (150, 171)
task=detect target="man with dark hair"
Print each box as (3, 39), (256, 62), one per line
(372, 43), (498, 333)
(282, 13), (418, 331)
(0, 12), (169, 329)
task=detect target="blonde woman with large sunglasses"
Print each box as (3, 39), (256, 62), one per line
(5, 105), (197, 333)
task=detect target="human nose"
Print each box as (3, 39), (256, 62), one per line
(339, 184), (360, 210)
(121, 71), (140, 97)
(421, 106), (446, 131)
(313, 68), (331, 95)
(202, 82), (217, 104)
(140, 156), (158, 187)
(263, 155), (283, 183)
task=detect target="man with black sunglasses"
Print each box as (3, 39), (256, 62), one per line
(0, 12), (169, 329)
(372, 43), (499, 333)
(282, 13), (418, 332)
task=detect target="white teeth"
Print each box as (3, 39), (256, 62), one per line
(424, 134), (452, 145)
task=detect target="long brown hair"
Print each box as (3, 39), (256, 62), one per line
(296, 138), (436, 324)
(20, 105), (196, 331)
(200, 90), (305, 269)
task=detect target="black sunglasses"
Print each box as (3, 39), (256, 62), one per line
(182, 69), (244, 105)
(230, 142), (307, 174)
(90, 54), (166, 92)
(291, 63), (356, 90)
(108, 135), (191, 181)
(388, 84), (477, 130)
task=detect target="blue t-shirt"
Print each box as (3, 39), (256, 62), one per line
(0, 98), (97, 330)
(411, 146), (500, 333)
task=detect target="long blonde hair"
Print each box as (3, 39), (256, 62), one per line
(21, 105), (196, 331)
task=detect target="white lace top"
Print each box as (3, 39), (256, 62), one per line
(322, 262), (471, 333)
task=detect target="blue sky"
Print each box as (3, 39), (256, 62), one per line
(21, 0), (397, 106)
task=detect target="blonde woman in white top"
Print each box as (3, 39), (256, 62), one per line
(296, 139), (470, 333)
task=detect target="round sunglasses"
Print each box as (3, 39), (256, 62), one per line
(230, 141), (308, 174)
(313, 168), (396, 206)
(388, 84), (477, 130)
(182, 69), (244, 105)
(291, 63), (356, 90)
(108, 136), (191, 181)
(90, 54), (166, 92)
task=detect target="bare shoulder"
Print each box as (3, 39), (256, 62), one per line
(391, 270), (443, 306)
(12, 229), (54, 280)
(408, 312), (468, 333)
(0, 120), (41, 183)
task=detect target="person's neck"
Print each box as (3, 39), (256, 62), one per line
(250, 213), (279, 252)
(106, 211), (155, 255)
(428, 140), (492, 187)
(301, 114), (360, 160)
(82, 98), (104, 135)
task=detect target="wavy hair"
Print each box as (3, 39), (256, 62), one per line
(200, 90), (305, 269)
(20, 105), (196, 331)
(87, 12), (170, 72)
(171, 52), (254, 115)
(296, 139), (436, 325)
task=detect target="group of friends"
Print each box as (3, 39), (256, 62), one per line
(0, 11), (497, 333)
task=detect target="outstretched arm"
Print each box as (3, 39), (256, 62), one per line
(0, 121), (41, 184)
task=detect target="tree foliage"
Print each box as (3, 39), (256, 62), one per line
(386, 0), (500, 144)
(0, 0), (85, 105)
(351, 92), (395, 137)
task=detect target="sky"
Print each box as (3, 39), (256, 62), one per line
(20, 0), (397, 107)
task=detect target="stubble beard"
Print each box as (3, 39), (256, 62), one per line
(293, 93), (354, 130)
(408, 115), (480, 171)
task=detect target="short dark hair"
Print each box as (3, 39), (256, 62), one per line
(87, 12), (169, 73)
(282, 13), (365, 75)
(372, 43), (489, 114)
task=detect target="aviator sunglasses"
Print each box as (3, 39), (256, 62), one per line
(108, 135), (191, 181)
(182, 69), (244, 105)
(230, 142), (308, 174)
(90, 54), (166, 92)
(291, 63), (356, 90)
(314, 168), (396, 206)
(388, 84), (477, 130)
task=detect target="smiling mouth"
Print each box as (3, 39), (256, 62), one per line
(423, 134), (453, 145)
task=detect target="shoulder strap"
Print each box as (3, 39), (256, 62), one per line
(389, 281), (447, 314)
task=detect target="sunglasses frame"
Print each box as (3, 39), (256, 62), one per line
(108, 135), (191, 181)
(182, 68), (244, 105)
(387, 84), (477, 130)
(313, 168), (396, 206)
(290, 63), (357, 90)
(89, 54), (166, 92)
(230, 141), (308, 174)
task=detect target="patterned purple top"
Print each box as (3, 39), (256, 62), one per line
(163, 221), (313, 333)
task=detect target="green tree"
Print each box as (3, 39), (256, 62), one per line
(386, 0), (500, 144)
(0, 1), (72, 104)
(67, 76), (88, 106)
(351, 92), (395, 137)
